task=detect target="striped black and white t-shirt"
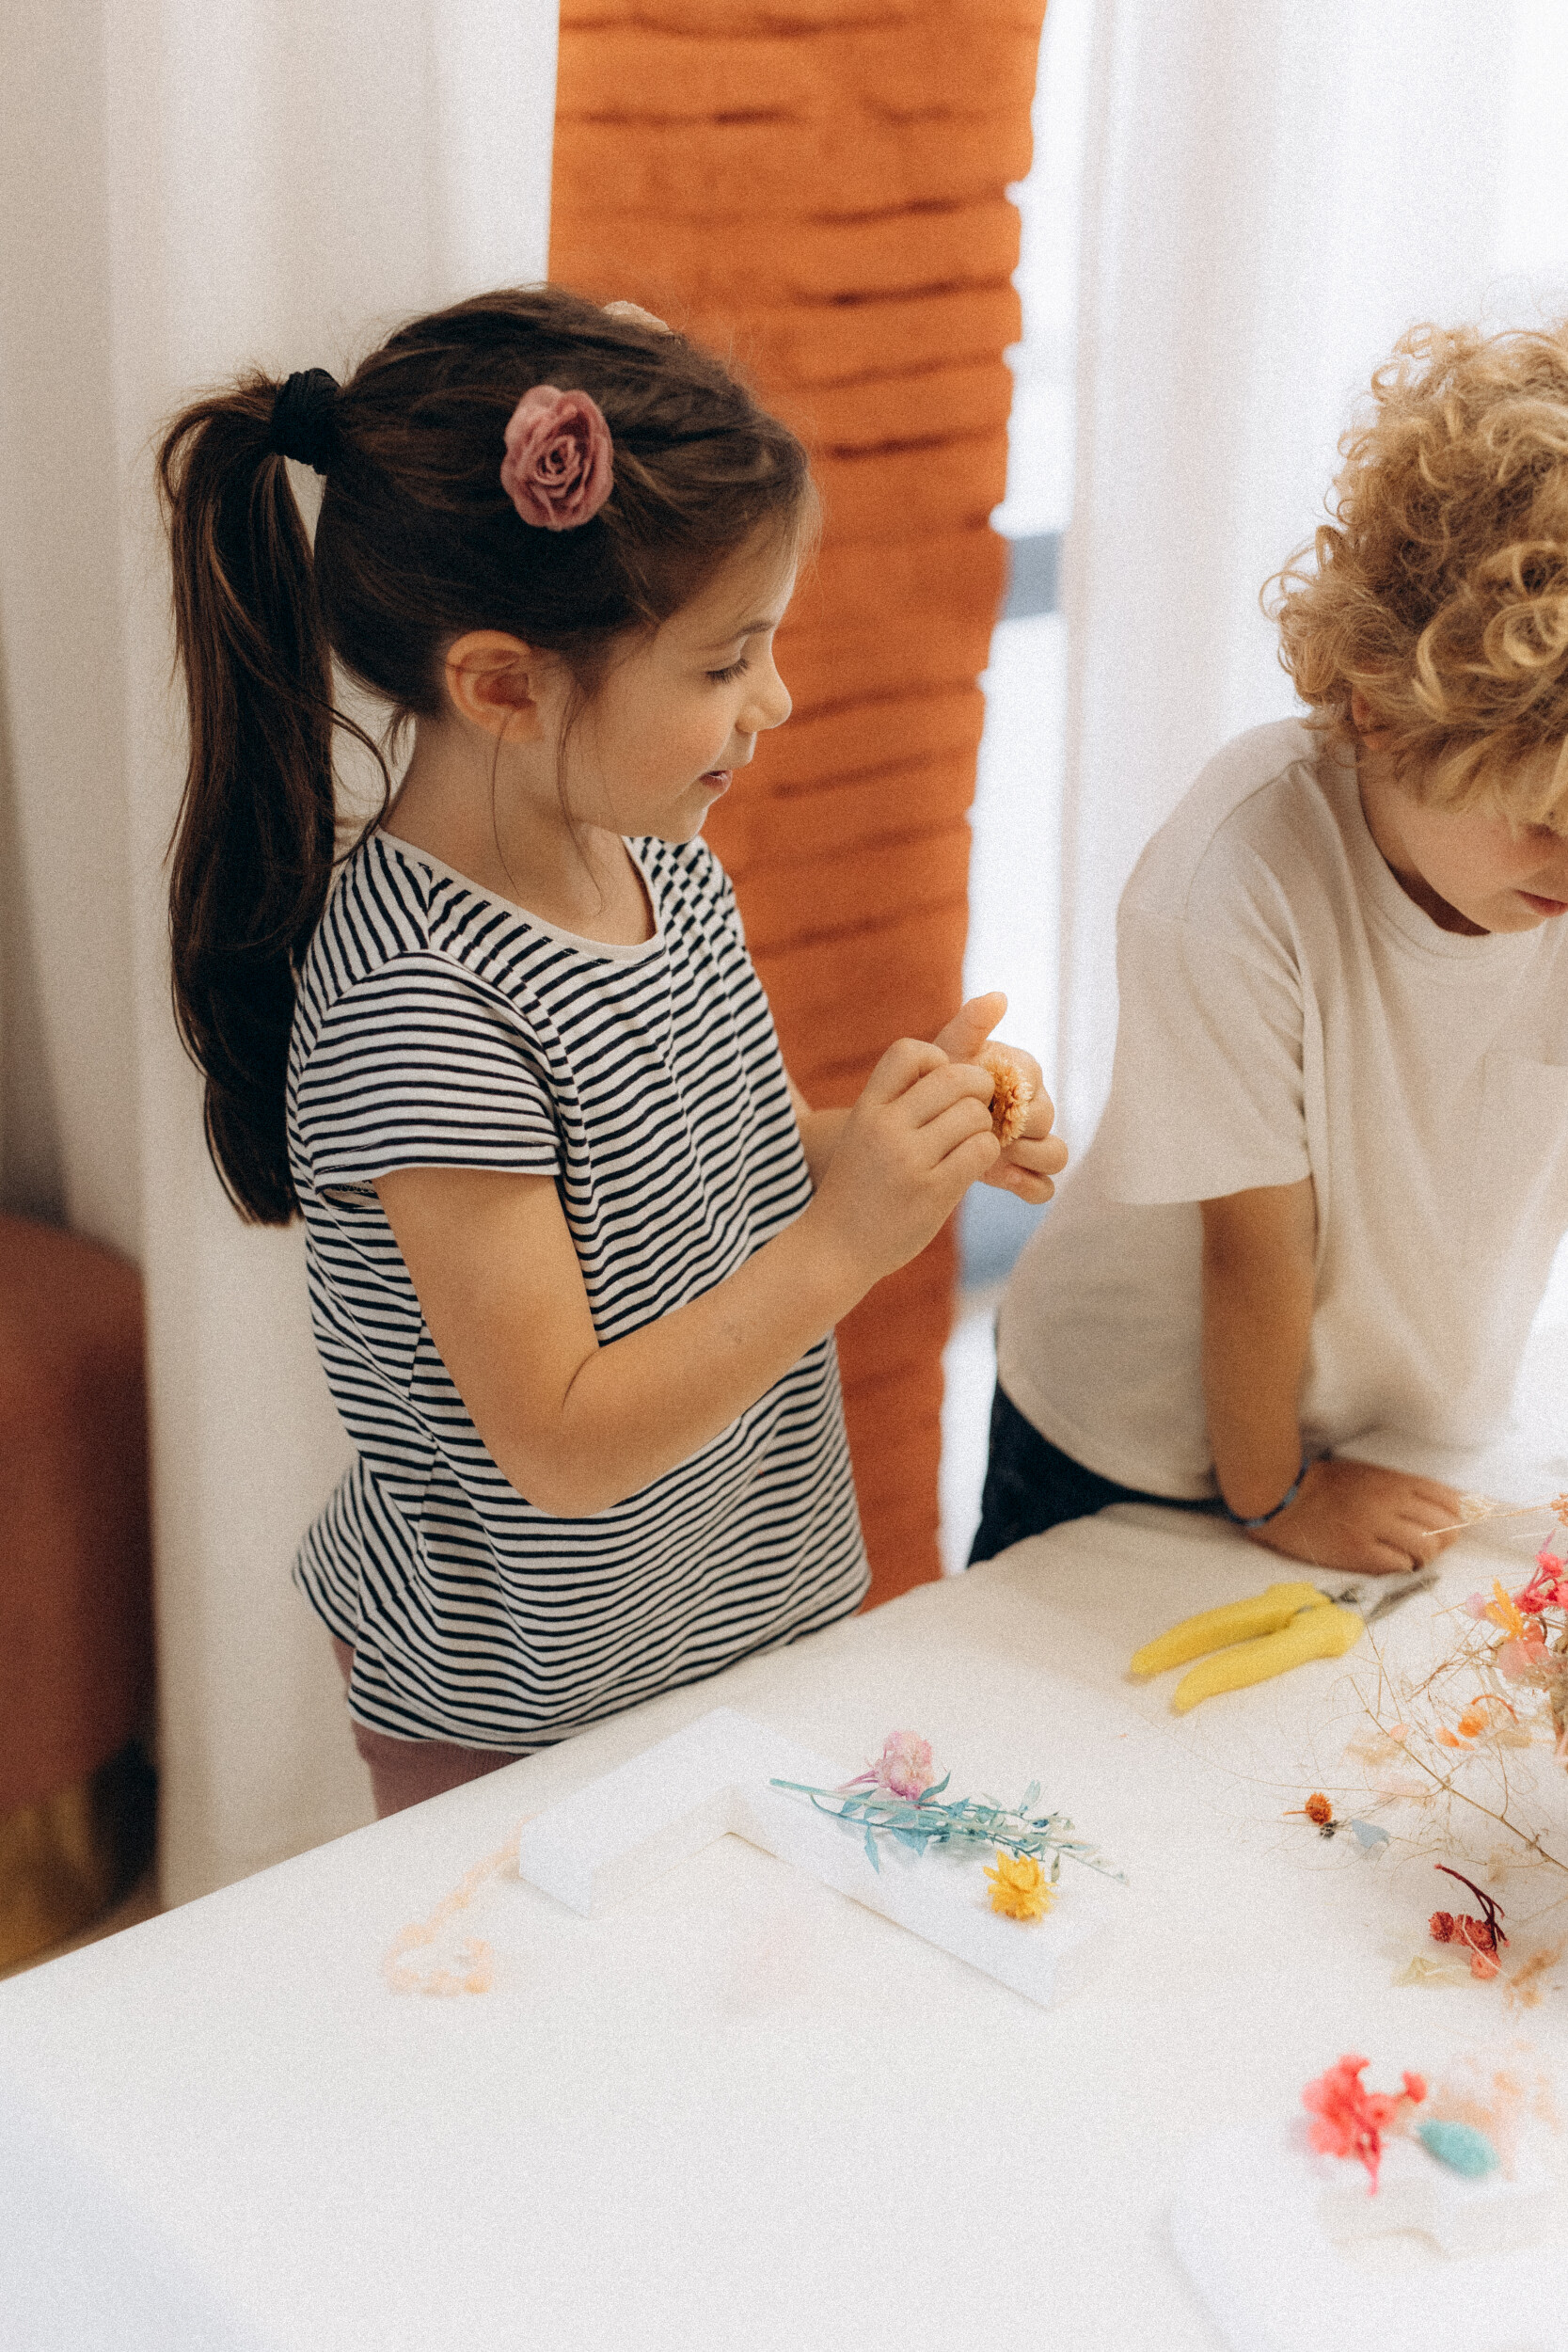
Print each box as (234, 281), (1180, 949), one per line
(286, 829), (868, 1749)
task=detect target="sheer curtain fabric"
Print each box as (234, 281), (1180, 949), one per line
(1057, 0), (1528, 1151)
(0, 0), (558, 1902)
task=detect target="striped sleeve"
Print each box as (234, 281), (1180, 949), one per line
(707, 850), (749, 946)
(295, 952), (560, 1186)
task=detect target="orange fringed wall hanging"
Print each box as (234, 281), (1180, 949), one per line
(551, 0), (1047, 1605)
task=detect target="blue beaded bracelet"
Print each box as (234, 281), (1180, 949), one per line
(1225, 1453), (1309, 1531)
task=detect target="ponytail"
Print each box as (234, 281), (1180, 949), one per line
(159, 378), (356, 1225)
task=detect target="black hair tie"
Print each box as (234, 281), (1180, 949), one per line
(268, 369), (341, 474)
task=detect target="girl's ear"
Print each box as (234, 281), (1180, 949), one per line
(444, 629), (548, 740)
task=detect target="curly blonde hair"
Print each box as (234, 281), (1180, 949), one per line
(1270, 321), (1568, 820)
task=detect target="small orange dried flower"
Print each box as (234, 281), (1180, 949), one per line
(979, 1045), (1035, 1147)
(1304, 1792), (1334, 1825)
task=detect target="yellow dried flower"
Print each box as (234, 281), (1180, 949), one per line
(985, 1849), (1053, 1922)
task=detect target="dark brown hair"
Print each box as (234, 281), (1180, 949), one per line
(159, 285), (814, 1225)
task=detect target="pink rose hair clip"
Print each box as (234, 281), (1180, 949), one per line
(500, 385), (613, 531)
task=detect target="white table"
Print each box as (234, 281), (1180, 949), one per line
(3, 1503), (1564, 2351)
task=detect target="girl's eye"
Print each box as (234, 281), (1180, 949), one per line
(707, 659), (749, 683)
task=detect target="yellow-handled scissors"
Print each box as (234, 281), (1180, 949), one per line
(1130, 1571), (1435, 1713)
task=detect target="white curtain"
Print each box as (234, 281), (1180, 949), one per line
(0, 0), (558, 1903)
(1056, 0), (1560, 1151)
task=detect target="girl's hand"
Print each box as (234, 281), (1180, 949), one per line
(932, 992), (1069, 1204)
(805, 1037), (1001, 1287)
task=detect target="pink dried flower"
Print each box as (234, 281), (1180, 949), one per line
(846, 1731), (935, 1801)
(499, 386), (613, 530)
(1302, 2054), (1421, 2189)
(1496, 1633), (1553, 1681)
(1463, 1590), (1495, 1620)
(1513, 1550), (1568, 1615)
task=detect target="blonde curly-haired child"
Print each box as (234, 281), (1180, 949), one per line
(978, 322), (1568, 1577)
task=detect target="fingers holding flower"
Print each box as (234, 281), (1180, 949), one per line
(976, 1042), (1068, 1200)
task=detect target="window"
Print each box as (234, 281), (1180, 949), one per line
(942, 0), (1091, 1566)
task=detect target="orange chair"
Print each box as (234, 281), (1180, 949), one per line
(0, 1216), (155, 1968)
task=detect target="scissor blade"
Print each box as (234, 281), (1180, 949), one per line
(1318, 1567), (1437, 1621)
(1359, 1569), (1439, 1624)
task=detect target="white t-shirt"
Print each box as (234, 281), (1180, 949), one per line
(998, 719), (1568, 1496)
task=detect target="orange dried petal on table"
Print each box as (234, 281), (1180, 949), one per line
(382, 1827), (526, 1996)
(978, 1043), (1034, 1146)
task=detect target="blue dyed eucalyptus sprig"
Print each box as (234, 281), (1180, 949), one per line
(768, 1769), (1125, 1883)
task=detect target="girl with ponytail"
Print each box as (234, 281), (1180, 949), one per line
(160, 286), (1064, 1814)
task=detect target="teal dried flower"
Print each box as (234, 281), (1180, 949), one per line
(768, 1771), (1123, 1883)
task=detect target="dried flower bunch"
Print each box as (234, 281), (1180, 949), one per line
(1461, 1559), (1568, 1746)
(1344, 1510), (1568, 1889)
(771, 1732), (1123, 1898)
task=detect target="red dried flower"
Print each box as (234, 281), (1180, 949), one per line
(1434, 1865), (1508, 1955)
(1430, 1910), (1456, 1943)
(1301, 2054), (1421, 2190)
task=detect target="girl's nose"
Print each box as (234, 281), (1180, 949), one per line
(743, 661), (791, 735)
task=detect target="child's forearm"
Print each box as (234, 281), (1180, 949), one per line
(378, 1041), (999, 1518)
(1199, 1181), (1316, 1519)
(788, 1083), (849, 1189)
(530, 1201), (868, 1514)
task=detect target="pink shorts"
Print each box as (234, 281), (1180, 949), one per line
(330, 1636), (519, 1819)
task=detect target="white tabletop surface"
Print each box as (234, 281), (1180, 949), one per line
(3, 1502), (1565, 2352)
